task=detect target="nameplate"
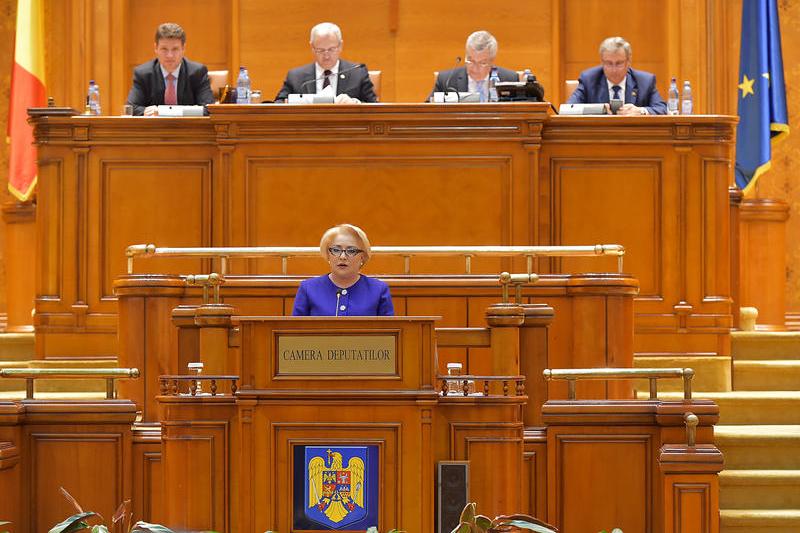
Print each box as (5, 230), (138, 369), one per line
(276, 333), (397, 376)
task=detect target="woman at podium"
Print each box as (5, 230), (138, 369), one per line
(292, 224), (394, 316)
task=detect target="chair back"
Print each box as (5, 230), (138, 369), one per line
(565, 79), (579, 100)
(368, 70), (382, 101)
(208, 70), (229, 102)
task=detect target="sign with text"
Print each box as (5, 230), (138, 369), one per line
(276, 333), (397, 376)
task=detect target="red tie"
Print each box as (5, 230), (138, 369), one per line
(165, 73), (177, 105)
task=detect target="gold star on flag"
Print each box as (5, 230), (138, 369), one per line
(738, 74), (755, 97)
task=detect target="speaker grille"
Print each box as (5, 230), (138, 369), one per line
(437, 461), (469, 533)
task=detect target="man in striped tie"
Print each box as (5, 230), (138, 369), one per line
(126, 22), (215, 116)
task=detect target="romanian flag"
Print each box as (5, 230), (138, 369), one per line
(7, 0), (46, 201)
(735, 0), (790, 195)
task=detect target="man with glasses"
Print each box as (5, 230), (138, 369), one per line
(566, 36), (667, 115)
(430, 31), (519, 101)
(274, 22), (377, 103)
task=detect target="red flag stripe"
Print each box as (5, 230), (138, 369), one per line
(8, 62), (46, 201)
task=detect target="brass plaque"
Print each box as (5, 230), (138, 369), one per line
(277, 334), (397, 375)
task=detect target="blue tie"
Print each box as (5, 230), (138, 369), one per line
(612, 85), (622, 100)
(476, 80), (487, 102)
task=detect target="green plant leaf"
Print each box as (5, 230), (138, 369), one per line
(476, 515), (492, 530)
(48, 512), (97, 533)
(450, 521), (473, 533)
(460, 502), (477, 525)
(497, 519), (558, 533)
(130, 522), (175, 533)
(91, 526), (110, 533)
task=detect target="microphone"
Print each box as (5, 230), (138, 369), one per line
(299, 63), (367, 93)
(335, 290), (342, 317)
(442, 56), (462, 101)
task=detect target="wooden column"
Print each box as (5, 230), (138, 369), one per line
(113, 275), (185, 421)
(195, 303), (236, 376)
(739, 199), (790, 330)
(172, 305), (200, 374)
(519, 303), (554, 428)
(485, 303), (525, 377)
(2, 202), (36, 333)
(660, 446), (723, 533)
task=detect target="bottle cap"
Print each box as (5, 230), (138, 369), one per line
(446, 362), (463, 369)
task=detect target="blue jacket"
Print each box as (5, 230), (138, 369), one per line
(567, 66), (667, 115)
(292, 274), (394, 316)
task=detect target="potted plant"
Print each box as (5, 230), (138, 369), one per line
(48, 487), (177, 533)
(449, 502), (558, 532)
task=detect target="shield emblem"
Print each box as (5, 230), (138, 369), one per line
(305, 446), (368, 529)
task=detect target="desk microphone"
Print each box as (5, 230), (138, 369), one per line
(299, 63), (367, 93)
(335, 290), (342, 317)
(442, 56), (462, 101)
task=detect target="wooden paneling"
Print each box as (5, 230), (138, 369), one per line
(31, 432), (125, 531)
(161, 420), (229, 532)
(35, 108), (732, 364)
(552, 432), (653, 531)
(739, 199), (789, 329)
(551, 158), (661, 291)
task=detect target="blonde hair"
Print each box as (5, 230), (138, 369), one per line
(319, 224), (372, 264)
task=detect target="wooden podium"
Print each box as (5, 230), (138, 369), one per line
(158, 316), (527, 533)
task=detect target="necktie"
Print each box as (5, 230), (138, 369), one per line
(165, 73), (177, 105)
(612, 85), (621, 100)
(476, 80), (487, 102)
(322, 69), (332, 89)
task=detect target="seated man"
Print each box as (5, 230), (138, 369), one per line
(430, 30), (519, 101)
(126, 23), (215, 116)
(567, 36), (667, 115)
(274, 22), (377, 104)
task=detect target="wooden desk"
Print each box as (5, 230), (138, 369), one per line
(32, 105), (736, 363)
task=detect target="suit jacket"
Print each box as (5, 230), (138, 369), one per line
(430, 65), (519, 99)
(566, 66), (667, 115)
(274, 59), (377, 102)
(126, 58), (215, 116)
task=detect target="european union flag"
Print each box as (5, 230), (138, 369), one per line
(735, 0), (790, 194)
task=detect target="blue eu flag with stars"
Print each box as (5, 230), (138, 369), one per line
(735, 0), (789, 195)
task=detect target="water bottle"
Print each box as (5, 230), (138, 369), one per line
(681, 80), (693, 115)
(236, 66), (251, 104)
(667, 77), (679, 115)
(87, 80), (101, 115)
(488, 68), (500, 102)
(523, 68), (532, 83)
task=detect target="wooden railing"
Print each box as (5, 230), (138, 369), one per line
(542, 367), (694, 400)
(0, 367), (140, 399)
(125, 243), (626, 275)
(158, 375), (239, 397)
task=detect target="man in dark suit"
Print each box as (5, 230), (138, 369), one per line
(430, 31), (519, 101)
(567, 36), (667, 115)
(274, 22), (377, 104)
(126, 23), (215, 116)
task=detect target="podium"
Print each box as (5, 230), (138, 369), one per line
(158, 316), (527, 533)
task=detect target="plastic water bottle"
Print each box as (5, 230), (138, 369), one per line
(87, 80), (101, 115)
(681, 80), (693, 115)
(236, 66), (251, 104)
(523, 68), (532, 82)
(667, 77), (679, 115)
(488, 68), (500, 102)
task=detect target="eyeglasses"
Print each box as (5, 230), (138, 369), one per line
(465, 58), (493, 68)
(602, 60), (629, 70)
(328, 246), (363, 258)
(313, 44), (341, 55)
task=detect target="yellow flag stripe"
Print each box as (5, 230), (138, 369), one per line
(14, 0), (46, 81)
